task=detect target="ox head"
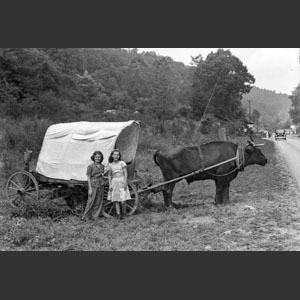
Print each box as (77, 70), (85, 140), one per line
(244, 141), (268, 166)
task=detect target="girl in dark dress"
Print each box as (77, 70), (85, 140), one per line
(82, 151), (105, 221)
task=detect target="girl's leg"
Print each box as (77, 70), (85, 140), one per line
(121, 201), (127, 216)
(115, 202), (122, 220)
(82, 190), (95, 220)
(91, 187), (104, 220)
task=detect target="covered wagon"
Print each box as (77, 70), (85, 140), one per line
(6, 120), (141, 217)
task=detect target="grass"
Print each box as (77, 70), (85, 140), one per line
(1, 136), (300, 251)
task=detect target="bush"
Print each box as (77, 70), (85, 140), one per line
(0, 117), (51, 154)
(9, 191), (81, 220)
(0, 117), (51, 175)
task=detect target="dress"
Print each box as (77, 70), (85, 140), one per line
(107, 161), (131, 202)
(82, 163), (105, 220)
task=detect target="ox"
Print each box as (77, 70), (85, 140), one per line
(153, 141), (267, 208)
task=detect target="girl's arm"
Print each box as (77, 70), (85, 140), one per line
(103, 164), (109, 176)
(123, 164), (128, 189)
(87, 175), (92, 195)
(108, 167), (112, 191)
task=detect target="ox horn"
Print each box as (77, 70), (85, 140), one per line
(247, 141), (265, 147)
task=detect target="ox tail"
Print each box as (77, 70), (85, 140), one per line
(153, 150), (161, 166)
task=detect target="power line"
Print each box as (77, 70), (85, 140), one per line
(192, 70), (223, 143)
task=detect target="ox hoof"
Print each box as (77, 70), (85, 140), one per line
(214, 201), (228, 206)
(172, 202), (182, 209)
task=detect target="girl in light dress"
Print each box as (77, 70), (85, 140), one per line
(107, 149), (131, 220)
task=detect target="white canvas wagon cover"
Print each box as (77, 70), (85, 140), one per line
(36, 120), (140, 181)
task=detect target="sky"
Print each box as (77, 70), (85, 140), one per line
(137, 48), (299, 95)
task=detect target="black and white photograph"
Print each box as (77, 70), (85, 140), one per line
(1, 47), (300, 251)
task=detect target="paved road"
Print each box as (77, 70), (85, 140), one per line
(273, 134), (300, 186)
(0, 130), (3, 169)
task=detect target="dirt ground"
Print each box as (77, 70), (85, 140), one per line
(1, 138), (300, 251)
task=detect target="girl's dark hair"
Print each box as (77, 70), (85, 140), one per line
(91, 151), (104, 163)
(108, 149), (121, 163)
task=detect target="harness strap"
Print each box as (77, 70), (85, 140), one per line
(197, 145), (205, 172)
(191, 145), (205, 181)
(204, 143), (245, 177)
(237, 143), (245, 172)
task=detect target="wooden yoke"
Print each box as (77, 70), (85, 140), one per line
(236, 143), (245, 172)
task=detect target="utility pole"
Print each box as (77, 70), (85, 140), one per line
(81, 48), (86, 73)
(248, 100), (251, 122)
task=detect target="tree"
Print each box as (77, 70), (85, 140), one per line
(191, 49), (255, 120)
(146, 57), (176, 131)
(0, 48), (64, 119)
(289, 85), (300, 125)
(252, 109), (261, 123)
(252, 109), (261, 132)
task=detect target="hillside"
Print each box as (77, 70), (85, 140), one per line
(242, 87), (291, 128)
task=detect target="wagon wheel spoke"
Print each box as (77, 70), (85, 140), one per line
(12, 195), (21, 202)
(103, 201), (112, 207)
(21, 191), (38, 203)
(125, 201), (134, 210)
(107, 203), (115, 215)
(7, 191), (19, 197)
(25, 187), (37, 193)
(9, 180), (22, 190)
(15, 175), (23, 187)
(24, 180), (34, 191)
(125, 180), (139, 216)
(7, 185), (23, 203)
(6, 184), (19, 195)
(7, 193), (20, 202)
(7, 186), (19, 192)
(102, 199), (116, 218)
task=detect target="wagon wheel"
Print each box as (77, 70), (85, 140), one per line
(5, 171), (40, 207)
(102, 180), (139, 218)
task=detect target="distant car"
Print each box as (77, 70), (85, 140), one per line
(275, 129), (286, 140)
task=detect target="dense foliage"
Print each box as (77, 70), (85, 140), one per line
(289, 86), (300, 125)
(0, 48), (257, 125)
(0, 48), (194, 125)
